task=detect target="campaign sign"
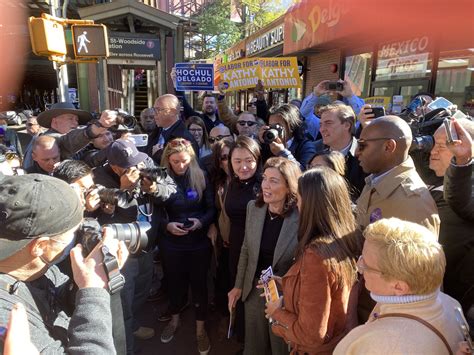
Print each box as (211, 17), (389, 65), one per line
(259, 57), (301, 89)
(175, 63), (214, 91)
(218, 57), (301, 91)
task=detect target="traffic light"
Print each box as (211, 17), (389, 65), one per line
(28, 17), (67, 57)
(71, 24), (109, 58)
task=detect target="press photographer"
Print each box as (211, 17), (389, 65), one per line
(92, 138), (177, 354)
(0, 174), (128, 354)
(258, 103), (315, 170)
(400, 96), (463, 186)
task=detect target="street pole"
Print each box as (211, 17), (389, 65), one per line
(50, 0), (69, 102)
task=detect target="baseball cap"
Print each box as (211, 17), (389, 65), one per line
(107, 138), (148, 168)
(0, 174), (83, 261)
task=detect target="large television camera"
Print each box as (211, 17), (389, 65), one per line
(399, 96), (467, 185)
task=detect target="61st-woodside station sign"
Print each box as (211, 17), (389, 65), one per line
(108, 32), (161, 60)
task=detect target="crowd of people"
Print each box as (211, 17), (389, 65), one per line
(0, 78), (473, 355)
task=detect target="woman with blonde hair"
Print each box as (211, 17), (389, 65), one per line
(158, 138), (216, 354)
(265, 167), (362, 354)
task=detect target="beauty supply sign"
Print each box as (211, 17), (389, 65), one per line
(218, 57), (301, 91)
(175, 63), (215, 91)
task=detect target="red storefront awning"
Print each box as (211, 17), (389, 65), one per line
(283, 0), (474, 55)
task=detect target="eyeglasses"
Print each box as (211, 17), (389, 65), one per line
(188, 128), (203, 133)
(237, 120), (257, 127)
(152, 107), (171, 114)
(357, 136), (406, 150)
(220, 154), (229, 161)
(26, 122), (38, 127)
(167, 138), (191, 147)
(356, 255), (384, 275)
(209, 134), (232, 143)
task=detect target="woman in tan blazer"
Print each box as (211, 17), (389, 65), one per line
(228, 157), (301, 355)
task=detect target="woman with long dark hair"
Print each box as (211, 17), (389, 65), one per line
(225, 135), (262, 341)
(265, 167), (362, 354)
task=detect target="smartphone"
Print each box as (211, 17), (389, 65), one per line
(326, 81), (344, 91)
(427, 97), (453, 111)
(443, 118), (458, 144)
(182, 219), (193, 229)
(455, 307), (473, 351)
(370, 107), (386, 118)
(128, 134), (148, 147)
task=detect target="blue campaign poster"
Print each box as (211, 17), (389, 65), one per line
(175, 63), (214, 91)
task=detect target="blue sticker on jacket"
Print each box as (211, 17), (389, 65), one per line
(369, 208), (382, 224)
(186, 188), (198, 200)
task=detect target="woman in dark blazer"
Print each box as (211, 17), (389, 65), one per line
(228, 157), (302, 355)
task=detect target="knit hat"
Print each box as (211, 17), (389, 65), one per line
(0, 174), (83, 260)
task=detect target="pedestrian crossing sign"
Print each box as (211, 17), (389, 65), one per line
(71, 24), (109, 58)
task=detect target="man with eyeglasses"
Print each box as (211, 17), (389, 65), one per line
(208, 124), (234, 145)
(334, 218), (464, 355)
(428, 118), (474, 313)
(355, 115), (439, 236)
(147, 94), (198, 165)
(236, 112), (260, 138)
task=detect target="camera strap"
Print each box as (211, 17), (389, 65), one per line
(100, 245), (125, 295)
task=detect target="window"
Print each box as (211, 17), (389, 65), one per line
(375, 36), (432, 81)
(435, 49), (474, 114)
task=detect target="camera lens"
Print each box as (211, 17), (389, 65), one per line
(104, 221), (150, 255)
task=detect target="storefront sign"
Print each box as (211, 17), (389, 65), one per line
(284, 0), (351, 54)
(377, 36), (430, 79)
(175, 63), (214, 91)
(218, 57), (301, 91)
(246, 25), (284, 56)
(108, 32), (160, 60)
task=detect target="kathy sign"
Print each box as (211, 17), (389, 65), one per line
(218, 57), (301, 91)
(175, 63), (214, 91)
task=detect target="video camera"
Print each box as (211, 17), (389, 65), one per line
(400, 96), (466, 185)
(263, 124), (284, 144)
(76, 218), (150, 256)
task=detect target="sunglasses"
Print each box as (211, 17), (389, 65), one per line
(247, 103), (256, 108)
(0, 152), (20, 163)
(237, 120), (257, 127)
(356, 136), (406, 150)
(209, 135), (232, 143)
(26, 122), (38, 127)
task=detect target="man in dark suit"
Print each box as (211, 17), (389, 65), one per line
(146, 94), (199, 165)
(313, 103), (367, 200)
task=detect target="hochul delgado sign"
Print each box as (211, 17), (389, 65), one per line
(175, 63), (215, 91)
